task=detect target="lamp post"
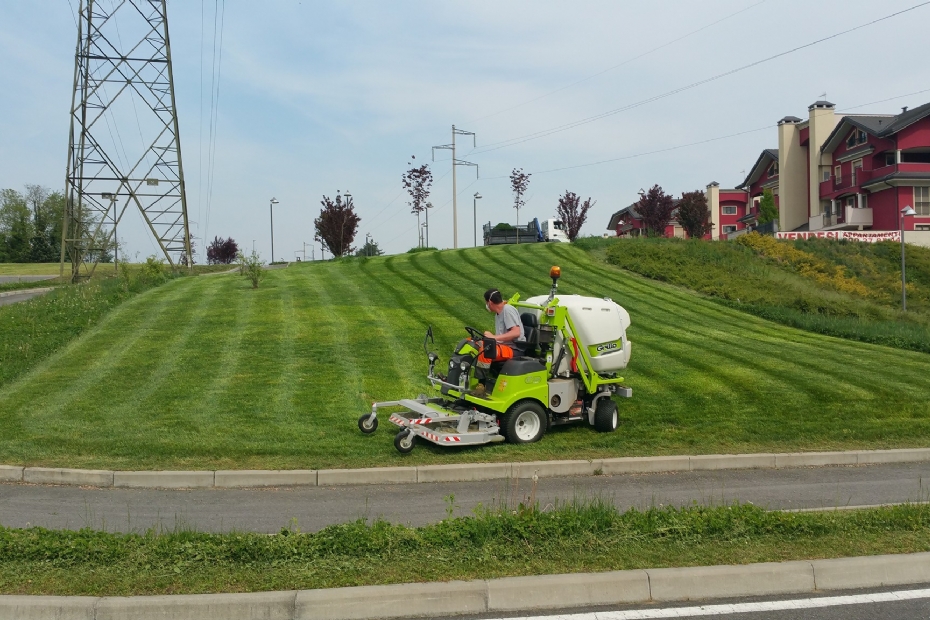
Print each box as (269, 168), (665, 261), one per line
(365, 232), (372, 257)
(269, 197), (279, 262)
(473, 192), (482, 247)
(900, 205), (917, 311)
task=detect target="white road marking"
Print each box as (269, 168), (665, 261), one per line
(505, 587), (930, 619)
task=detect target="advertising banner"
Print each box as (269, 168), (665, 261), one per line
(775, 230), (901, 243)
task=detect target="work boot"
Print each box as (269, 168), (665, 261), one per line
(468, 383), (486, 398)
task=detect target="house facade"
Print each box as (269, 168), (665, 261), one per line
(609, 99), (930, 242)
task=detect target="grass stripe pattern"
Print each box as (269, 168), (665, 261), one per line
(1, 244), (929, 470)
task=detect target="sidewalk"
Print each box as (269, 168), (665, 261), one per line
(3, 552), (930, 620)
(3, 447), (930, 489)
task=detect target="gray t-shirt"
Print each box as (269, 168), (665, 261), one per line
(496, 303), (525, 343)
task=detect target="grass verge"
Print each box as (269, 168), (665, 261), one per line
(2, 243), (930, 470)
(1, 501), (929, 596)
(0, 263), (224, 389)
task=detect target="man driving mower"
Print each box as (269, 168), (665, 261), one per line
(478, 288), (526, 369)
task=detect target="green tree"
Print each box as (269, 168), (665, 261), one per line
(758, 189), (778, 225)
(676, 190), (713, 239)
(0, 189), (34, 262)
(354, 237), (384, 257)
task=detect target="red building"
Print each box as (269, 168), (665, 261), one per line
(608, 99), (930, 242)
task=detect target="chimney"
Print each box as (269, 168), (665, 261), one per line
(808, 100), (837, 221)
(902, 106), (909, 113)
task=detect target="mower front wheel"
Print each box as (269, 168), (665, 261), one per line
(394, 429), (416, 454)
(502, 400), (547, 444)
(358, 413), (378, 434)
(593, 398), (618, 433)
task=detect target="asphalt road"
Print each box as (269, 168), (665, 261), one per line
(2, 462), (929, 534)
(0, 289), (52, 306)
(459, 586), (930, 620)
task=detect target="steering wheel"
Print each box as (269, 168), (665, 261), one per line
(464, 326), (485, 342)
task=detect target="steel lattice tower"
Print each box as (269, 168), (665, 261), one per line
(62, 0), (191, 280)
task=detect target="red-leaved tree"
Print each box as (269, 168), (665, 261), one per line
(206, 236), (238, 264)
(315, 192), (360, 258)
(675, 190), (712, 239)
(402, 160), (433, 247)
(555, 191), (594, 241)
(635, 185), (676, 237)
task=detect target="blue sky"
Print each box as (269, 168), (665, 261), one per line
(1, 0), (929, 260)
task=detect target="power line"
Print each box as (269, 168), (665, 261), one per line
(465, 0), (768, 126)
(203, 0), (226, 246)
(471, 1), (930, 155)
(838, 88), (930, 112)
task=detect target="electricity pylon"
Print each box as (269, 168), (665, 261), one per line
(62, 0), (192, 281)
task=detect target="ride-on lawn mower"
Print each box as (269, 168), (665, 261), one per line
(357, 266), (632, 453)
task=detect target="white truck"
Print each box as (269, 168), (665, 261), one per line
(540, 218), (570, 242)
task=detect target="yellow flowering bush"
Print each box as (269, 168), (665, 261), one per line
(736, 233), (872, 298)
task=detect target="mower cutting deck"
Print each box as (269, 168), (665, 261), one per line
(357, 266), (633, 453)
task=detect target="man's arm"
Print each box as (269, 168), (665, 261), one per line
(484, 325), (521, 342)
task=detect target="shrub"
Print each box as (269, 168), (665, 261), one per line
(238, 251), (265, 289)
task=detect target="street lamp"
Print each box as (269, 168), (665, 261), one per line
(269, 197), (279, 262)
(473, 192), (482, 247)
(900, 205), (917, 311)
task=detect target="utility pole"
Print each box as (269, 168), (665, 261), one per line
(473, 192), (482, 247)
(63, 0), (191, 281)
(433, 125), (478, 249)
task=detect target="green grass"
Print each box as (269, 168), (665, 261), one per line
(2, 243), (930, 470)
(577, 236), (930, 353)
(0, 263), (63, 276)
(2, 501), (929, 596)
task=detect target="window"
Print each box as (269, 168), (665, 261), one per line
(722, 225), (737, 234)
(916, 187), (930, 216)
(834, 165), (842, 183)
(917, 225), (930, 231)
(822, 169), (830, 182)
(722, 206), (737, 215)
(767, 161), (778, 177)
(884, 152), (896, 167)
(846, 129), (867, 148)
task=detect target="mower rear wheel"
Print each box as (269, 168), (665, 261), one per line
(358, 414), (378, 434)
(394, 429), (416, 454)
(502, 400), (546, 444)
(593, 398), (618, 433)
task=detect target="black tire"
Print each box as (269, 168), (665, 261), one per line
(502, 400), (547, 444)
(593, 398), (618, 433)
(358, 413), (378, 434)
(394, 429), (416, 454)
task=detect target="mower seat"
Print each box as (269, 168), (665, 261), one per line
(520, 312), (539, 357)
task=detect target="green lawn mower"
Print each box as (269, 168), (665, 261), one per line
(357, 266), (633, 453)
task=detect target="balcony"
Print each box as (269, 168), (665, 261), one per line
(821, 163), (930, 198)
(809, 206), (872, 231)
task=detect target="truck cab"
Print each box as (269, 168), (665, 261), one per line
(541, 219), (569, 242)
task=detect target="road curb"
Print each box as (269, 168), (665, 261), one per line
(0, 287), (54, 299)
(2, 552), (928, 619)
(7, 447), (930, 490)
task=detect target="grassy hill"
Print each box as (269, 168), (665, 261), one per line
(2, 243), (930, 470)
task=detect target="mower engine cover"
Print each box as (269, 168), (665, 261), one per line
(525, 294), (632, 373)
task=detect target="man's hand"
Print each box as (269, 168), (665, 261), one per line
(483, 331), (494, 339)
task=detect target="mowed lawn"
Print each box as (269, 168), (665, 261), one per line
(2, 243), (930, 470)
(0, 264), (63, 276)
